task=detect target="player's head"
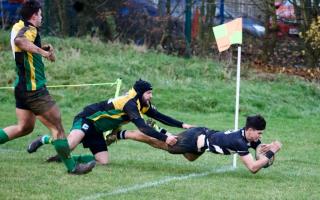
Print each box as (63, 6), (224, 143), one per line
(133, 79), (153, 106)
(20, 0), (42, 26)
(245, 115), (266, 142)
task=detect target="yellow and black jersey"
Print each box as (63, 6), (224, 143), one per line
(75, 88), (183, 141)
(11, 20), (46, 91)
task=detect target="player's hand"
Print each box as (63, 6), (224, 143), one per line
(165, 135), (177, 146)
(258, 143), (272, 154)
(41, 50), (51, 59)
(270, 141), (282, 153)
(42, 44), (54, 52)
(182, 123), (195, 129)
(42, 44), (55, 62)
(47, 51), (56, 62)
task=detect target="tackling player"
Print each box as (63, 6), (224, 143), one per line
(27, 79), (194, 164)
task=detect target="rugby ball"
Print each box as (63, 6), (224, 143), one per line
(255, 144), (275, 168)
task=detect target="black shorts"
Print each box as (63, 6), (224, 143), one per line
(71, 117), (108, 155)
(15, 87), (56, 115)
(168, 127), (210, 155)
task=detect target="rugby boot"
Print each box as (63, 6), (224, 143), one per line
(46, 154), (62, 162)
(27, 135), (43, 153)
(69, 160), (96, 175)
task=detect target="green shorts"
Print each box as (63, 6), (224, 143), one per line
(71, 117), (108, 155)
(70, 117), (83, 131)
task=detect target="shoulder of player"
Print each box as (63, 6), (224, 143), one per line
(110, 91), (139, 110)
(122, 98), (140, 111)
(228, 131), (247, 148)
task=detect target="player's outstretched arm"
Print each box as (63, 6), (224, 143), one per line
(240, 141), (282, 174)
(240, 154), (271, 174)
(146, 106), (197, 128)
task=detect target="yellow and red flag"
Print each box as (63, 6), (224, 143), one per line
(212, 18), (242, 52)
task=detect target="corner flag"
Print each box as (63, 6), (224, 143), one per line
(212, 18), (242, 52)
(213, 18), (243, 168)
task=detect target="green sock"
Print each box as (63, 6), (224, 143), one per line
(53, 139), (76, 172)
(41, 135), (52, 144)
(72, 154), (95, 163)
(0, 129), (9, 144)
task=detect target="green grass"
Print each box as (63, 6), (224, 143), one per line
(0, 32), (320, 200)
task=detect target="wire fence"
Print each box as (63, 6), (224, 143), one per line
(0, 79), (123, 99)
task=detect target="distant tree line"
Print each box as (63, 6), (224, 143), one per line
(42, 0), (319, 67)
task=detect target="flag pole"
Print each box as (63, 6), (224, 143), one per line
(233, 45), (241, 168)
(212, 18), (242, 169)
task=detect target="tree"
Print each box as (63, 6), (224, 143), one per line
(304, 16), (320, 50)
(303, 16), (320, 65)
(252, 0), (278, 63)
(196, 0), (216, 56)
(54, 0), (70, 36)
(290, 0), (320, 67)
(43, 0), (125, 38)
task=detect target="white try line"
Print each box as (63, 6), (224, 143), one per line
(80, 166), (236, 200)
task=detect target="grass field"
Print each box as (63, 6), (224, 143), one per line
(0, 32), (320, 200)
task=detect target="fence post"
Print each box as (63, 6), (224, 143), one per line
(185, 0), (192, 58)
(1, 0), (5, 30)
(114, 78), (122, 98)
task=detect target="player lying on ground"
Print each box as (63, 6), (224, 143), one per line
(27, 79), (194, 164)
(107, 115), (282, 174)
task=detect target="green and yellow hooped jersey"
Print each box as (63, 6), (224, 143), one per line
(11, 20), (46, 91)
(79, 89), (150, 132)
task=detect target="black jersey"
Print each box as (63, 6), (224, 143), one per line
(206, 128), (261, 156)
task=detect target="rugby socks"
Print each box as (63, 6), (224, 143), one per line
(41, 135), (52, 144)
(52, 139), (76, 172)
(0, 129), (9, 144)
(117, 130), (127, 139)
(72, 154), (95, 163)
